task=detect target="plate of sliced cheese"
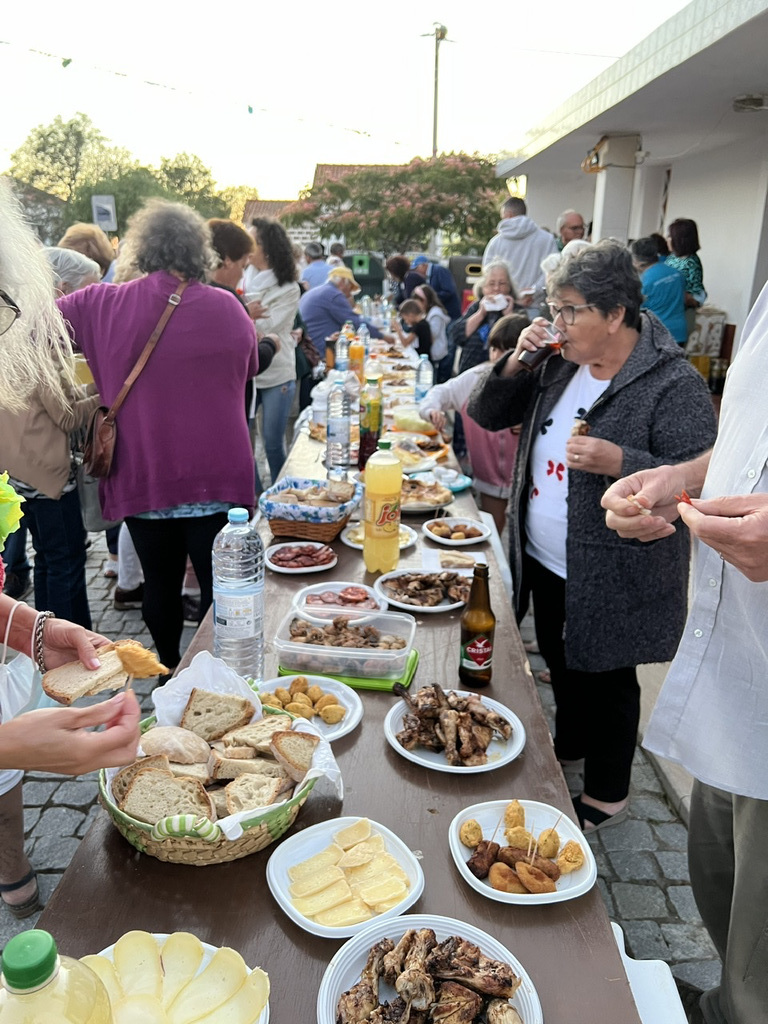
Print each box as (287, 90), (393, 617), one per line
(87, 930), (270, 1023)
(266, 816), (424, 938)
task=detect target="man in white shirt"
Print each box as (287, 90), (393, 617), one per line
(600, 280), (768, 1024)
(481, 197), (558, 319)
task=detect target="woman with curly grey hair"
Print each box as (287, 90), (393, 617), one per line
(467, 240), (717, 830)
(58, 199), (259, 669)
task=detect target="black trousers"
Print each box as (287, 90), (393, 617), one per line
(526, 555), (640, 803)
(125, 513), (228, 669)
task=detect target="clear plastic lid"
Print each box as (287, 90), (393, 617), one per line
(1, 930), (58, 990)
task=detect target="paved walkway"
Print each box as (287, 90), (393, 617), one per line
(2, 534), (720, 1022)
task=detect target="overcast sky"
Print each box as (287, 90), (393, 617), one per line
(1, 0), (692, 198)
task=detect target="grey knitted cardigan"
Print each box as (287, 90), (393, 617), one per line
(467, 312), (718, 672)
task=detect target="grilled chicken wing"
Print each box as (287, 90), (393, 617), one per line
(336, 938), (394, 1024)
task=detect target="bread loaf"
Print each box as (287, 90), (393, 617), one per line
(180, 688), (254, 742)
(119, 768), (215, 825)
(140, 726), (211, 764)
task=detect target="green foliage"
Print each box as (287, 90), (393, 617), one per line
(67, 167), (171, 234)
(282, 154), (505, 256)
(218, 184), (258, 223)
(10, 113), (105, 204)
(157, 153), (228, 218)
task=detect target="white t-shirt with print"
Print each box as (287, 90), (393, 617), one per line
(525, 364), (611, 578)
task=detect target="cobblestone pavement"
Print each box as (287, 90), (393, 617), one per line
(2, 534), (721, 1022)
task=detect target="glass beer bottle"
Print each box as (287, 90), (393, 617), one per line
(458, 563), (496, 688)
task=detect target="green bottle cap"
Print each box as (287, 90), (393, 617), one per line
(378, 441), (391, 450)
(1, 930), (58, 990)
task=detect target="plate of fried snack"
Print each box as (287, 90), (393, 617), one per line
(422, 517), (492, 547)
(316, 913), (543, 1024)
(86, 930), (270, 1023)
(266, 816), (424, 939)
(449, 799), (597, 905)
(257, 674), (363, 743)
(384, 684), (526, 773)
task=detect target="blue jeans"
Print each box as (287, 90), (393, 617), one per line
(254, 380), (296, 490)
(22, 488), (92, 628)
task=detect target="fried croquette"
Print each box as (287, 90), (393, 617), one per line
(557, 840), (585, 874)
(504, 826), (535, 850)
(459, 819), (484, 849)
(497, 847), (561, 882)
(537, 827), (560, 859)
(515, 861), (557, 894)
(504, 800), (525, 830)
(488, 862), (529, 894)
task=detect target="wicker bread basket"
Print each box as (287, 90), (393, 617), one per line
(99, 708), (316, 865)
(259, 476), (362, 542)
(265, 516), (352, 542)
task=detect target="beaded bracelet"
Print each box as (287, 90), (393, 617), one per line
(33, 611), (55, 674)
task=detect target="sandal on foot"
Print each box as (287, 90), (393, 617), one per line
(572, 796), (629, 833)
(0, 869), (42, 919)
(102, 560), (118, 579)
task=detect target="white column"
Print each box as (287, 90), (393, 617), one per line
(591, 135), (641, 243)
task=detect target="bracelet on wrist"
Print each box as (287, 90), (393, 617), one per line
(33, 611), (55, 674)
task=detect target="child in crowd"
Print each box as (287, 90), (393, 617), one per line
(412, 283), (451, 382)
(418, 314), (527, 533)
(393, 299), (433, 359)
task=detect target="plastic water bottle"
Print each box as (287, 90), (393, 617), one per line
(357, 321), (370, 356)
(414, 354), (434, 403)
(212, 508), (265, 680)
(335, 332), (349, 371)
(361, 295), (372, 319)
(326, 378), (351, 477)
(0, 929), (112, 1022)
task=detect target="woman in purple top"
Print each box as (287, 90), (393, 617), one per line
(58, 200), (258, 668)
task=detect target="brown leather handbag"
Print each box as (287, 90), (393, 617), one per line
(83, 282), (188, 477)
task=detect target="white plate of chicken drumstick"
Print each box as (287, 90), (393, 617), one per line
(317, 913), (543, 1024)
(383, 685), (526, 774)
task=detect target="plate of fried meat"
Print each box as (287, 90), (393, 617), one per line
(383, 683), (525, 773)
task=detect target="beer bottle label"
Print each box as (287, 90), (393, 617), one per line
(364, 496), (401, 537)
(460, 634), (493, 670)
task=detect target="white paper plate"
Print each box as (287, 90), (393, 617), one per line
(316, 913), (542, 1024)
(339, 523), (418, 551)
(373, 569), (471, 614)
(449, 799), (597, 905)
(265, 542), (337, 575)
(96, 932), (269, 1023)
(257, 675), (363, 743)
(266, 817), (424, 939)
(292, 581), (387, 613)
(400, 495), (454, 514)
(384, 691), (526, 773)
(422, 517), (492, 547)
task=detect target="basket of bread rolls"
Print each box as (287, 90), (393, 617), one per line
(44, 647), (338, 864)
(258, 476), (363, 541)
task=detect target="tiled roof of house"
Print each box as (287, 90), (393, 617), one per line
(242, 199), (294, 224)
(312, 164), (407, 189)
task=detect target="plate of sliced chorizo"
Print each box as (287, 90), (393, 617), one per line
(265, 542), (338, 574)
(293, 581), (387, 613)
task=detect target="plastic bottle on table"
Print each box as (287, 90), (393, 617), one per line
(358, 376), (383, 471)
(326, 377), (352, 477)
(363, 440), (402, 574)
(0, 929), (112, 1022)
(212, 508), (265, 681)
(357, 321), (370, 356)
(349, 333), (365, 383)
(335, 332), (349, 372)
(414, 354), (434, 403)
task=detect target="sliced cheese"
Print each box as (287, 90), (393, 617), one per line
(287, 843), (344, 882)
(167, 948), (249, 1024)
(346, 853), (408, 888)
(313, 898), (374, 928)
(292, 878), (353, 917)
(289, 865), (345, 899)
(337, 835), (386, 869)
(160, 932), (205, 1008)
(357, 876), (408, 907)
(80, 955), (123, 1007)
(333, 818), (371, 850)
(112, 995), (169, 1024)
(184, 968), (269, 1024)
(113, 930), (163, 1000)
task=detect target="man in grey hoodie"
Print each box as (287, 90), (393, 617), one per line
(481, 198), (558, 319)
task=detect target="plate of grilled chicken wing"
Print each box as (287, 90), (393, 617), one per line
(383, 684), (526, 774)
(318, 914), (543, 1024)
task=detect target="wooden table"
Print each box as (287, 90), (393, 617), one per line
(39, 433), (641, 1024)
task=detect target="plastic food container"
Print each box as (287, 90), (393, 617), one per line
(275, 609), (416, 679)
(292, 581), (387, 615)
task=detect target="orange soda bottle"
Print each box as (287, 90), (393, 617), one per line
(363, 441), (402, 574)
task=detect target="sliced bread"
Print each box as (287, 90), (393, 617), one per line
(180, 688), (254, 742)
(224, 775), (284, 815)
(140, 726), (211, 764)
(206, 750), (290, 789)
(207, 786), (229, 819)
(42, 646), (125, 705)
(168, 761), (211, 784)
(111, 755), (171, 805)
(119, 767), (215, 825)
(269, 731), (320, 782)
(222, 716), (290, 753)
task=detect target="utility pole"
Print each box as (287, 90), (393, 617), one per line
(431, 24), (448, 158)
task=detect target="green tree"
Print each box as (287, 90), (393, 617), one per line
(67, 166), (171, 234)
(157, 153), (227, 217)
(282, 153), (505, 256)
(217, 184), (258, 224)
(9, 113), (107, 205)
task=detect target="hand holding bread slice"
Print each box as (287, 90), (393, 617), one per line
(43, 640), (169, 705)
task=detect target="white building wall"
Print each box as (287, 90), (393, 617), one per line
(523, 175), (597, 236)
(664, 131), (768, 336)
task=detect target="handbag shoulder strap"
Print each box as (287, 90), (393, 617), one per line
(103, 280), (189, 427)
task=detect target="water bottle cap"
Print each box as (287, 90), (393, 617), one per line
(227, 508), (250, 524)
(1, 930), (58, 990)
